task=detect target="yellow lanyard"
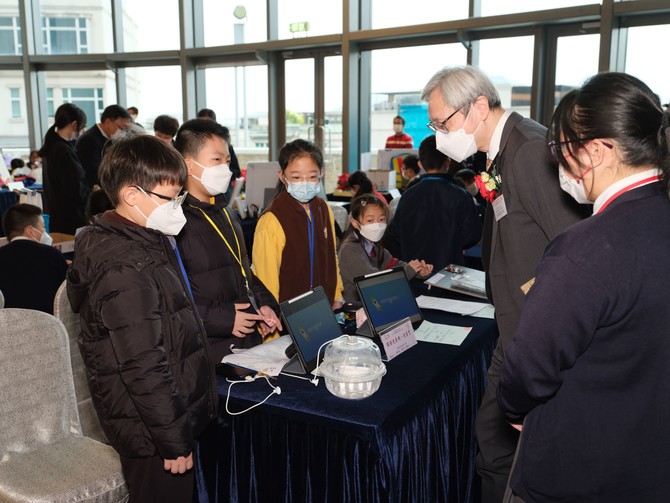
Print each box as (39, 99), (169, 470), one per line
(194, 206), (249, 290)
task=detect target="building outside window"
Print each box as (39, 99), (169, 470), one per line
(42, 17), (89, 54)
(0, 16), (21, 55)
(10, 87), (20, 118)
(62, 87), (104, 122)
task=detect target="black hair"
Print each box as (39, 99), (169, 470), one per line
(2, 203), (42, 239)
(174, 118), (231, 158)
(197, 108), (217, 121)
(101, 104), (131, 123)
(454, 168), (477, 184)
(54, 103), (87, 131)
(99, 135), (187, 206)
(274, 139), (324, 195)
(346, 170), (374, 199)
(344, 194), (389, 268)
(153, 115), (180, 138)
(394, 115), (405, 126)
(402, 154), (420, 176)
(549, 72), (669, 196)
(419, 134), (451, 172)
(10, 158), (25, 169)
(127, 106), (139, 115)
(85, 189), (114, 223)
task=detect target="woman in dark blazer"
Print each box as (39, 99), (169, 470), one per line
(39, 103), (90, 234)
(498, 72), (670, 502)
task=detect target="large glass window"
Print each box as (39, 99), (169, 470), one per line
(203, 0), (267, 46)
(324, 55), (343, 193)
(284, 59), (314, 142)
(555, 34), (599, 107)
(204, 65), (270, 165)
(125, 66), (182, 132)
(371, 0), (468, 30)
(480, 0), (598, 17)
(63, 88), (104, 124)
(0, 71), (28, 149)
(477, 36), (535, 116)
(277, 0), (342, 39)
(624, 24), (670, 105)
(122, 0), (179, 52)
(0, 15), (21, 55)
(40, 2), (113, 54)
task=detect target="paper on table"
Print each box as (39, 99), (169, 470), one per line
(469, 304), (496, 319)
(425, 272), (445, 285)
(414, 320), (472, 346)
(416, 295), (490, 316)
(221, 335), (292, 376)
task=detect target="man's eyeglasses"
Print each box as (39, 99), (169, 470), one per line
(427, 106), (463, 133)
(135, 186), (188, 208)
(548, 139), (613, 163)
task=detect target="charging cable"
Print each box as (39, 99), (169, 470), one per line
(224, 375), (282, 416)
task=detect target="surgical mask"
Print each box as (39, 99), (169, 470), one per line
(466, 184), (479, 197)
(287, 181), (320, 203)
(358, 222), (387, 243)
(393, 124), (403, 134)
(191, 160), (233, 196)
(32, 226), (53, 246)
(558, 164), (593, 205)
(111, 128), (127, 142)
(134, 191), (187, 235)
(435, 107), (481, 162)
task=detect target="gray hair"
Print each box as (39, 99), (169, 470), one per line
(421, 66), (501, 112)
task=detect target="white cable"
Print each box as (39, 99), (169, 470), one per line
(279, 371), (320, 386)
(225, 375), (281, 416)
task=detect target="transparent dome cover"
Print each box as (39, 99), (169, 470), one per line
(319, 336), (386, 399)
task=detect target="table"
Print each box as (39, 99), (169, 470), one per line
(195, 286), (498, 503)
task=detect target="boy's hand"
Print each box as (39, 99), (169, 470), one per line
(258, 305), (282, 336)
(233, 303), (265, 338)
(163, 453), (193, 474)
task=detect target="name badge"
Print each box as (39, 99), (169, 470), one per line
(379, 318), (417, 360)
(492, 194), (507, 221)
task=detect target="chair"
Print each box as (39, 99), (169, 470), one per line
(328, 202), (349, 234)
(53, 281), (108, 444)
(0, 308), (128, 502)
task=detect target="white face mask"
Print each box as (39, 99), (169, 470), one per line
(111, 128), (126, 142)
(134, 190), (187, 235)
(32, 226), (53, 246)
(558, 164), (593, 205)
(191, 159), (233, 196)
(358, 222), (387, 242)
(287, 181), (320, 203)
(393, 124), (404, 134)
(435, 106), (481, 162)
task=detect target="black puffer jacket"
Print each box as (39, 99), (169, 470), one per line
(177, 193), (279, 363)
(67, 211), (217, 459)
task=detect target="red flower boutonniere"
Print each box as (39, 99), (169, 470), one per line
(475, 167), (501, 202)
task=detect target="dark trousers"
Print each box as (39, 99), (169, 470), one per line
(120, 454), (195, 503)
(475, 341), (520, 503)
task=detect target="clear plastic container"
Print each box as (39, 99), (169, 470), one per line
(319, 336), (386, 400)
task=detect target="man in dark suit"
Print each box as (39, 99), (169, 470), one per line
(76, 104), (132, 188)
(422, 65), (589, 503)
(0, 204), (68, 314)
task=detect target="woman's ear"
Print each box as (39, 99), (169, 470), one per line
(584, 139), (608, 168)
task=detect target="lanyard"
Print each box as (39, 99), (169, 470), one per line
(168, 237), (194, 300)
(195, 206), (249, 290)
(595, 175), (660, 214)
(304, 203), (315, 289)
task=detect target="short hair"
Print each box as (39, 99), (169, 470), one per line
(394, 115), (405, 126)
(549, 72), (668, 183)
(402, 154), (420, 175)
(54, 103), (87, 131)
(197, 108), (217, 121)
(174, 119), (231, 158)
(85, 189), (114, 223)
(421, 65), (502, 113)
(99, 135), (188, 206)
(100, 104), (131, 123)
(153, 115), (180, 138)
(127, 106), (138, 115)
(10, 158), (25, 169)
(454, 168), (477, 184)
(419, 135), (450, 172)
(2, 203), (42, 239)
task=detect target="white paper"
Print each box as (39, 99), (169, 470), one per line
(416, 295), (490, 316)
(221, 335), (292, 376)
(469, 304), (496, 319)
(425, 272), (446, 285)
(379, 318), (417, 360)
(493, 194), (507, 221)
(414, 320), (472, 346)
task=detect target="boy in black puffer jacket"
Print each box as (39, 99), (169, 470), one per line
(67, 135), (217, 503)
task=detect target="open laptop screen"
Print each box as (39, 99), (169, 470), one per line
(354, 267), (423, 335)
(279, 287), (343, 373)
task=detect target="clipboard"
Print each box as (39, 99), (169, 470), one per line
(424, 264), (487, 300)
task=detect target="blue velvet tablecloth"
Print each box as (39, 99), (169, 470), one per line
(195, 290), (498, 503)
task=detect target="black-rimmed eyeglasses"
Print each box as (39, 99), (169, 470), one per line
(548, 139), (613, 163)
(135, 186), (188, 208)
(427, 106), (463, 133)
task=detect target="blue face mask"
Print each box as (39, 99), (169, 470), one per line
(287, 181), (320, 203)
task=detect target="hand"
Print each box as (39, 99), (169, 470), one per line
(419, 261), (433, 278)
(332, 299), (344, 310)
(233, 303), (265, 338)
(258, 305), (283, 336)
(407, 259), (423, 275)
(163, 452), (193, 474)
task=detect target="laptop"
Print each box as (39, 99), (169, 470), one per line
(279, 286), (344, 374)
(354, 267), (423, 337)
